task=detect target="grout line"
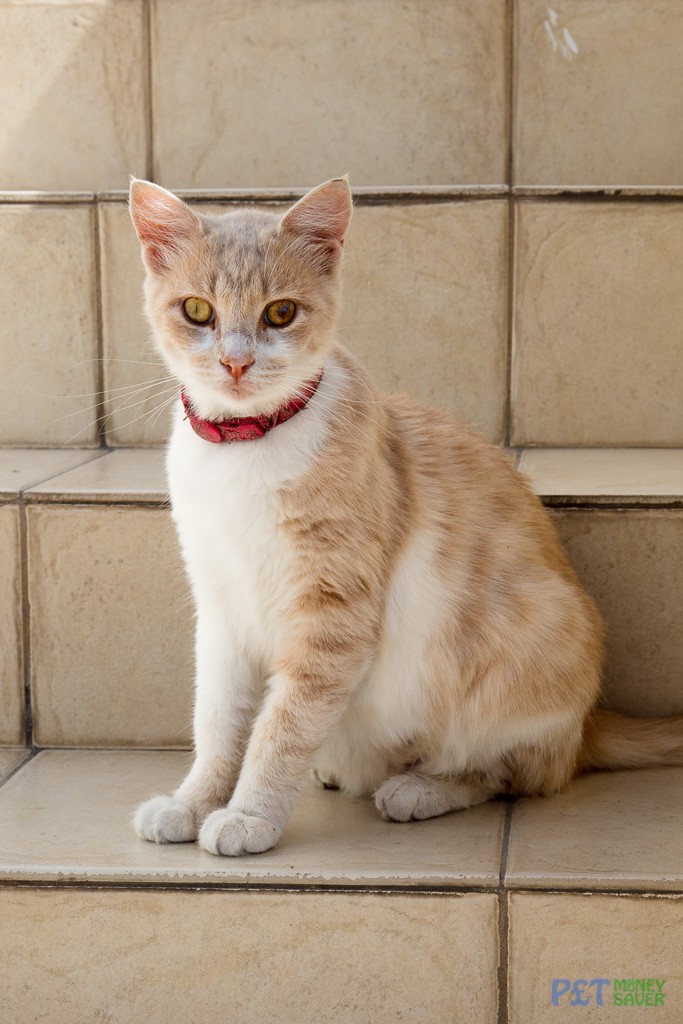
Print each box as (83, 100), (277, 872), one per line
(497, 801), (514, 1024)
(0, 874), (680, 896)
(506, 0), (516, 191)
(0, 748), (39, 792)
(504, 198), (516, 448)
(91, 205), (108, 447)
(3, 188), (683, 206)
(504, 0), (517, 450)
(144, 0), (156, 182)
(17, 503), (35, 750)
(544, 500), (683, 511)
(20, 497), (170, 511)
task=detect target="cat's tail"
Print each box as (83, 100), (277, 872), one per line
(580, 708), (683, 771)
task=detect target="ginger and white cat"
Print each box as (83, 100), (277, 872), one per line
(130, 177), (682, 857)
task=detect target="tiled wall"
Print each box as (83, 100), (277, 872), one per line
(0, 0), (681, 447)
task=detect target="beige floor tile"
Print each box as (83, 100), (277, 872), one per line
(340, 202), (508, 442)
(0, 886), (498, 1024)
(0, 2), (148, 190)
(27, 507), (193, 747)
(26, 449), (168, 503)
(0, 750), (506, 887)
(0, 506), (24, 745)
(512, 203), (683, 445)
(554, 510), (683, 716)
(506, 768), (683, 891)
(509, 892), (683, 1022)
(99, 203), (173, 446)
(0, 749), (26, 784)
(0, 450), (103, 500)
(520, 449), (683, 505)
(152, 0), (507, 188)
(0, 205), (99, 446)
(515, 1), (683, 187)
(101, 199), (509, 444)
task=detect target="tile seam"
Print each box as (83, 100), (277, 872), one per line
(0, 876), (679, 896)
(497, 800), (514, 1024)
(17, 503), (34, 750)
(3, 190), (683, 205)
(0, 878), (499, 896)
(92, 205), (108, 447)
(502, 0), (515, 448)
(504, 197), (515, 448)
(0, 749), (37, 792)
(17, 495), (680, 512)
(144, 0), (155, 182)
(21, 498), (170, 511)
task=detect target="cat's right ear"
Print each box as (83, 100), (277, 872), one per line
(280, 177), (353, 273)
(129, 178), (201, 274)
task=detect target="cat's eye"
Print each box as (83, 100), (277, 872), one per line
(183, 297), (214, 324)
(263, 299), (297, 328)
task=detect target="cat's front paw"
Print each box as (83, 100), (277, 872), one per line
(133, 795), (198, 844)
(198, 809), (281, 856)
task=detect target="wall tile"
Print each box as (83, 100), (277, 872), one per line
(0, 1), (148, 190)
(0, 205), (99, 446)
(554, 510), (683, 716)
(340, 202), (508, 442)
(512, 202), (683, 445)
(0, 886), (499, 1024)
(515, 0), (683, 187)
(99, 203), (172, 446)
(153, 0), (508, 188)
(509, 892), (683, 1022)
(27, 506), (193, 747)
(0, 506), (23, 745)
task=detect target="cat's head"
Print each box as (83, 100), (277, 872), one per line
(129, 178), (352, 419)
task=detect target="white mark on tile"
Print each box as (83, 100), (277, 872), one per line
(563, 27), (579, 55)
(544, 7), (580, 61)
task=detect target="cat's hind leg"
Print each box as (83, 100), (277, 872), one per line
(374, 770), (500, 822)
(311, 766), (340, 790)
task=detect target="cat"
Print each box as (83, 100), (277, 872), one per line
(129, 176), (683, 857)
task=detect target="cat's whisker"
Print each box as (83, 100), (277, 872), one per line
(28, 374), (176, 405)
(47, 380), (178, 427)
(63, 356), (167, 370)
(101, 386), (178, 428)
(108, 390), (180, 435)
(61, 379), (178, 444)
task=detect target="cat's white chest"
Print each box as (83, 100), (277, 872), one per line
(165, 401), (324, 667)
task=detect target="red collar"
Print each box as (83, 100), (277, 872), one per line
(181, 373), (323, 444)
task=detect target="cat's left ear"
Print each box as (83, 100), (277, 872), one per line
(280, 177), (352, 272)
(129, 178), (201, 274)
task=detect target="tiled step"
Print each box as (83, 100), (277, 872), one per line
(0, 750), (681, 1023)
(1, 446), (681, 748)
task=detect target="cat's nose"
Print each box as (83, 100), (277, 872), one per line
(220, 355), (255, 382)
